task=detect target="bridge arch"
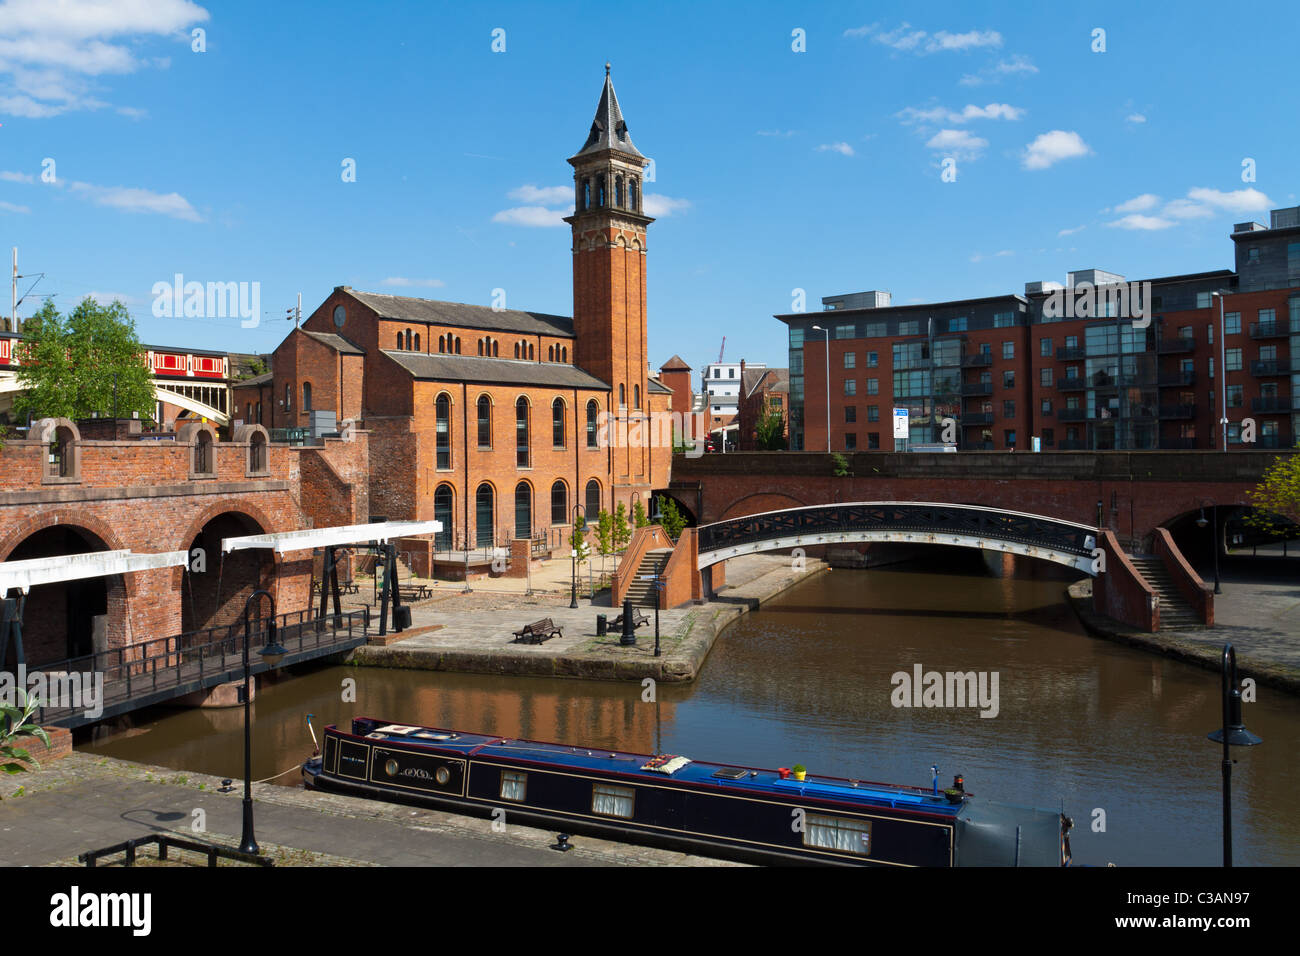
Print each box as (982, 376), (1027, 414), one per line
(178, 506), (276, 633)
(696, 501), (1099, 575)
(719, 491), (809, 521)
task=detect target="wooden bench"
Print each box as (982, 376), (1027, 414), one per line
(397, 584), (432, 602)
(512, 618), (562, 644)
(610, 608), (650, 630)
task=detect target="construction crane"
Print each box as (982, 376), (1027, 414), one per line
(716, 336), (726, 364)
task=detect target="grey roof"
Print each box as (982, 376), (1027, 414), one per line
(233, 371), (272, 387)
(382, 351), (610, 390)
(647, 377), (672, 394)
(574, 66), (644, 160)
(304, 331), (364, 355)
(743, 367), (789, 398)
(347, 289), (574, 338)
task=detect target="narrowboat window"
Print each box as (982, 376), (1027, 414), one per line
(500, 771), (527, 802)
(591, 783), (635, 819)
(803, 812), (872, 856)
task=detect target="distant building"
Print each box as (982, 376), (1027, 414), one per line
(738, 363), (789, 450)
(702, 360), (764, 433)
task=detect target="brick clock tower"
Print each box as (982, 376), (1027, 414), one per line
(565, 65), (655, 503)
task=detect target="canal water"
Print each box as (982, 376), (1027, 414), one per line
(84, 553), (1300, 866)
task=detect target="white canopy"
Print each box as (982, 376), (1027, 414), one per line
(221, 519), (443, 555)
(0, 549), (189, 595)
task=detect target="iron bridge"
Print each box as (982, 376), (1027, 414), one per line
(696, 501), (1099, 574)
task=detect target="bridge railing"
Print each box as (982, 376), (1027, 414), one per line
(28, 609), (368, 725)
(697, 502), (1096, 560)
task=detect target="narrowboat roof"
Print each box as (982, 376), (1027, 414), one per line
(340, 718), (968, 816)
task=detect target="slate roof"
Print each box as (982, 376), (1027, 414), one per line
(347, 290), (574, 338)
(382, 351), (610, 390)
(647, 377), (672, 394)
(742, 367), (789, 398)
(232, 371), (272, 387)
(574, 66), (644, 160)
(304, 331), (364, 355)
(659, 354), (691, 371)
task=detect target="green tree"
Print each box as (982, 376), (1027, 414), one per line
(830, 451), (852, 477)
(569, 514), (590, 568)
(657, 494), (687, 540)
(612, 502), (631, 551)
(632, 499), (649, 529)
(1, 691), (49, 792)
(1246, 447), (1300, 537)
(13, 297), (155, 423)
(595, 509), (614, 556)
(755, 404), (787, 450)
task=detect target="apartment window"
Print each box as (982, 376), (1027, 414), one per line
(1260, 344), (1278, 362)
(1197, 291), (1213, 309)
(1208, 357), (1214, 379)
(592, 783), (635, 819)
(1003, 370), (1016, 388)
(866, 378), (879, 395)
(1065, 335), (1079, 349)
(845, 406), (857, 423)
(867, 352), (879, 368)
(844, 380), (857, 396)
(845, 433), (857, 450)
(898, 320), (919, 336)
(1039, 368), (1052, 387)
(867, 432), (880, 449)
(993, 311), (1016, 328)
(1040, 338), (1052, 357)
(835, 324), (855, 339)
(844, 352), (856, 369)
(729, 368), (736, 378)
(1003, 400), (1016, 418)
(1207, 324), (1214, 345)
(1042, 428), (1055, 447)
(1225, 348), (1242, 372)
(949, 317), (967, 332)
(1179, 326), (1193, 341)
(1002, 341), (1015, 360)
(865, 405), (878, 422)
(1259, 308), (1276, 327)
(1225, 312), (1241, 335)
(1005, 429), (1017, 447)
(864, 323), (885, 338)
(1227, 384), (1243, 408)
(1041, 398), (1053, 414)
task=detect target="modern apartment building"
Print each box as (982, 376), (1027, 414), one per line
(778, 207), (1300, 452)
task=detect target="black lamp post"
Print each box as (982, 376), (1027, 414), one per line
(238, 588), (288, 855)
(570, 503), (586, 609)
(1196, 499), (1222, 594)
(1206, 644), (1261, 867)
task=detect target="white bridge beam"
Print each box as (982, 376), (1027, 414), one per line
(223, 520), (443, 555)
(0, 549), (190, 594)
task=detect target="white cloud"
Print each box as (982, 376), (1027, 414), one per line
(492, 206), (569, 227)
(87, 290), (141, 305)
(756, 129), (799, 137)
(815, 142), (855, 156)
(925, 129), (988, 159)
(382, 277), (446, 288)
(1022, 130), (1091, 169)
(67, 181), (202, 221)
(897, 102), (1023, 125)
(970, 249), (1014, 262)
(1107, 214), (1175, 231)
(1162, 198), (1215, 220)
(1114, 193), (1161, 214)
(960, 54), (1037, 85)
(507, 184), (572, 205)
(1185, 187), (1273, 215)
(1126, 113), (1147, 124)
(851, 22), (1001, 54)
(1058, 225), (1086, 236)
(0, 169), (35, 183)
(642, 194), (690, 217)
(0, 200), (30, 213)
(0, 0), (208, 118)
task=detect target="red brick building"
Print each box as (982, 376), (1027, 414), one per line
(234, 68), (675, 549)
(737, 364), (789, 450)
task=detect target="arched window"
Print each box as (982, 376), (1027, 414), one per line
(439, 334), (446, 353)
(582, 178), (591, 209)
(414, 333), (420, 351)
(248, 429), (267, 474)
(548, 345), (554, 362)
(514, 481), (532, 540)
(634, 384), (640, 409)
(551, 480), (567, 525)
(561, 346), (568, 363)
(618, 384), (625, 408)
(397, 332), (403, 350)
(49, 424), (77, 479)
(285, 383), (292, 413)
(585, 479), (601, 519)
(492, 340), (499, 357)
(434, 484), (453, 550)
(245, 403), (252, 423)
(435, 393), (451, 469)
(552, 397), (565, 448)
(586, 400), (599, 448)
(302, 381), (312, 412)
(478, 339), (484, 356)
(194, 430), (214, 475)
(477, 395), (492, 448)
(528, 343), (534, 360)
(406, 329), (412, 350)
(475, 483), (494, 548)
(597, 175), (606, 207)
(615, 176), (624, 207)
(455, 337), (461, 354)
(515, 397), (530, 468)
(514, 342), (520, 359)
(629, 178), (638, 211)
(255, 401), (262, 424)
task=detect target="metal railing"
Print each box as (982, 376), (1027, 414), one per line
(1251, 395), (1300, 413)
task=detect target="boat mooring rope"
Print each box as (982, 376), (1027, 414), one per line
(253, 764), (303, 784)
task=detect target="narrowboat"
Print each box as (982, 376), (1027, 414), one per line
(302, 716), (1072, 866)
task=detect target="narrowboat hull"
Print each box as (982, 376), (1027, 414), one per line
(303, 717), (1069, 867)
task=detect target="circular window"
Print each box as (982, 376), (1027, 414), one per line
(333, 305), (346, 328)
(384, 758), (398, 776)
(435, 766), (451, 785)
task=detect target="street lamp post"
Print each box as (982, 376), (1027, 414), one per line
(811, 324), (830, 453)
(238, 589), (289, 855)
(1196, 499), (1223, 594)
(1212, 291), (1229, 452)
(570, 503), (585, 609)
(1206, 644), (1262, 867)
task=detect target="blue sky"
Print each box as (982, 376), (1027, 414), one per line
(2, 0), (1297, 375)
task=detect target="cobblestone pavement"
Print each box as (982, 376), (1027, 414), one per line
(0, 752), (745, 867)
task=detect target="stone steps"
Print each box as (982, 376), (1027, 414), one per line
(621, 549), (672, 607)
(1128, 555), (1205, 629)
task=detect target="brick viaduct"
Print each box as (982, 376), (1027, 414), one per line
(0, 418), (369, 667)
(667, 451), (1284, 550)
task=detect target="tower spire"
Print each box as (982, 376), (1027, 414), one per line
(574, 63), (643, 160)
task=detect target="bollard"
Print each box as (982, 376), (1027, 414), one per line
(620, 599), (636, 646)
(595, 614), (607, 637)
